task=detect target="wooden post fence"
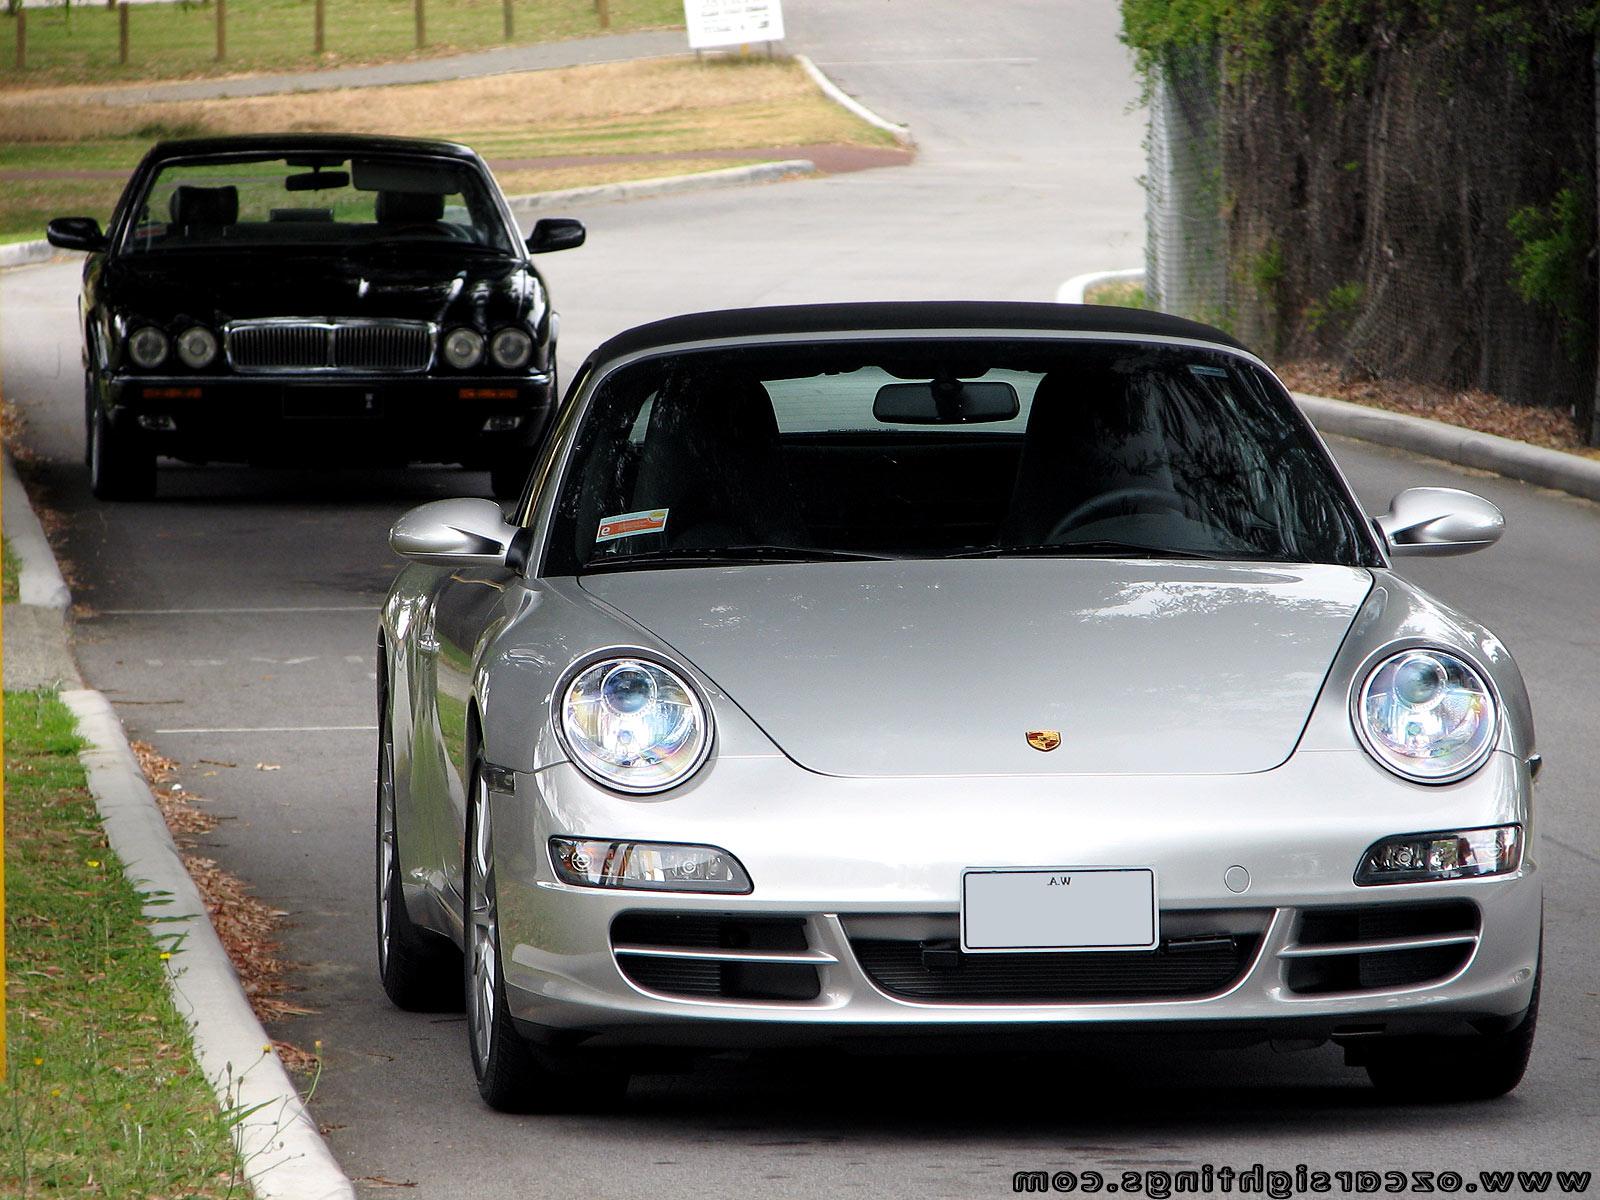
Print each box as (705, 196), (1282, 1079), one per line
(596, 0), (609, 29)
(502, 0), (512, 40)
(118, 1), (128, 65)
(414, 0), (425, 48)
(14, 8), (24, 72)
(215, 0), (226, 61)
(314, 0), (325, 54)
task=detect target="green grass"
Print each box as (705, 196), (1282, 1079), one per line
(2, 690), (247, 1197)
(2, 536), (18, 603)
(1084, 278), (1149, 309)
(1, 0), (681, 88)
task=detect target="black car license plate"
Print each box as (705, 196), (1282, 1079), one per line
(283, 389), (385, 420)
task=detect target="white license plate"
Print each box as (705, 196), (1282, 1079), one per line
(961, 867), (1158, 953)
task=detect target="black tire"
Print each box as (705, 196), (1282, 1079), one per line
(1366, 953), (1540, 1101)
(376, 697), (462, 1012)
(463, 755), (627, 1112)
(88, 403), (156, 501)
(487, 453), (529, 502)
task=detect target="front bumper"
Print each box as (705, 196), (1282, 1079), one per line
(99, 370), (552, 466)
(484, 748), (1540, 1050)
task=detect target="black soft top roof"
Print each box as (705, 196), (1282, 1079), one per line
(142, 133), (481, 165)
(589, 301), (1252, 365)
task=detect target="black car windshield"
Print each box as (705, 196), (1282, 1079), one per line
(545, 340), (1383, 575)
(121, 153), (517, 254)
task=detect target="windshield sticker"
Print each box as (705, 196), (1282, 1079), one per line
(1188, 364), (1230, 378)
(597, 508), (669, 543)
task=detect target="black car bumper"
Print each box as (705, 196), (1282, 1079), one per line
(100, 372), (554, 467)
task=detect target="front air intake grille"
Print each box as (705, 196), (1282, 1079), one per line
(851, 934), (1261, 1003)
(610, 913), (824, 1003)
(1282, 901), (1480, 995)
(226, 320), (433, 373)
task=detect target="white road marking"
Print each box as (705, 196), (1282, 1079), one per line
(155, 725), (378, 734)
(96, 605), (377, 615)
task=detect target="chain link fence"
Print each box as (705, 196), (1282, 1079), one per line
(1145, 28), (1597, 440)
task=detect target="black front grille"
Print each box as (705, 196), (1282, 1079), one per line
(1285, 901), (1479, 996)
(226, 320), (432, 373)
(851, 935), (1261, 1003)
(610, 913), (820, 1003)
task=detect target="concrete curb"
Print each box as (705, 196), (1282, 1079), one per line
(64, 690), (357, 1200)
(795, 54), (914, 145)
(1294, 392), (1600, 504)
(2, 162), (819, 269)
(1056, 266), (1143, 304)
(3, 451), (72, 610)
(506, 158), (815, 215)
(2, 449), (355, 1197)
(0, 240), (61, 270)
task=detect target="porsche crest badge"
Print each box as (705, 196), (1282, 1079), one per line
(1025, 729), (1062, 752)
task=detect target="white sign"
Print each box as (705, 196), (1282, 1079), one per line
(683, 0), (785, 49)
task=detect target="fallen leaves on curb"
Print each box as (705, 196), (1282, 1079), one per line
(132, 740), (314, 1025)
(1280, 360), (1597, 456)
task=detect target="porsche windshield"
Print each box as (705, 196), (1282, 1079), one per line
(122, 154), (516, 254)
(546, 340), (1382, 574)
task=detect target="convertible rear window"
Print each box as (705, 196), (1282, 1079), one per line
(121, 153), (516, 254)
(544, 340), (1383, 574)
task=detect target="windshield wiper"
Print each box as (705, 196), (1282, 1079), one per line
(582, 544), (891, 572)
(948, 540), (1250, 561)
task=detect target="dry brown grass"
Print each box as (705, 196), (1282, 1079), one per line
(0, 57), (883, 152)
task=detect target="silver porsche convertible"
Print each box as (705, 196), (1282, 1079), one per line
(377, 302), (1540, 1110)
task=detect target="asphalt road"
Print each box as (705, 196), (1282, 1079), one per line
(2, 3), (1597, 1196)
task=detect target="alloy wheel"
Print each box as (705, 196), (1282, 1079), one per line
(466, 772), (497, 1074)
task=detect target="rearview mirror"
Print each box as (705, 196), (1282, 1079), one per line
(46, 216), (107, 252)
(390, 498), (519, 567)
(527, 217), (586, 254)
(873, 379), (1020, 424)
(1375, 487), (1504, 557)
(286, 170), (350, 192)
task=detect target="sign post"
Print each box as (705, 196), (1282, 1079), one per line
(682, 0), (783, 52)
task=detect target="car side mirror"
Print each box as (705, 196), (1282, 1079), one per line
(46, 216), (107, 253)
(526, 217), (586, 254)
(1375, 487), (1504, 557)
(390, 498), (519, 566)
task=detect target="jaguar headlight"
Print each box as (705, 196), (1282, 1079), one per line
(489, 327), (534, 370)
(441, 327), (484, 370)
(127, 325), (169, 369)
(557, 656), (712, 793)
(175, 325), (218, 369)
(1355, 648), (1497, 782)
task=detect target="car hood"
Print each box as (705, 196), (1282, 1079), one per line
(580, 559), (1374, 777)
(104, 250), (535, 325)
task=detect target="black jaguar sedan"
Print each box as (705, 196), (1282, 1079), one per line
(46, 133), (585, 500)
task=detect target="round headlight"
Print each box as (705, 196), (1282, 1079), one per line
(558, 656), (712, 794)
(1355, 648), (1497, 782)
(441, 327), (484, 370)
(175, 325), (218, 369)
(489, 327), (534, 370)
(127, 326), (169, 369)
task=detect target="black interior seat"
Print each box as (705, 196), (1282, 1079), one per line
(1000, 361), (1177, 544)
(168, 185), (239, 233)
(630, 370), (807, 549)
(375, 190), (444, 225)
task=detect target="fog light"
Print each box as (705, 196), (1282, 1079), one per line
(549, 837), (752, 894)
(137, 413), (177, 431)
(1355, 825), (1520, 885)
(482, 415), (521, 432)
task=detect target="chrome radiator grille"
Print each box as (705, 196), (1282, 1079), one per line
(226, 320), (434, 373)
